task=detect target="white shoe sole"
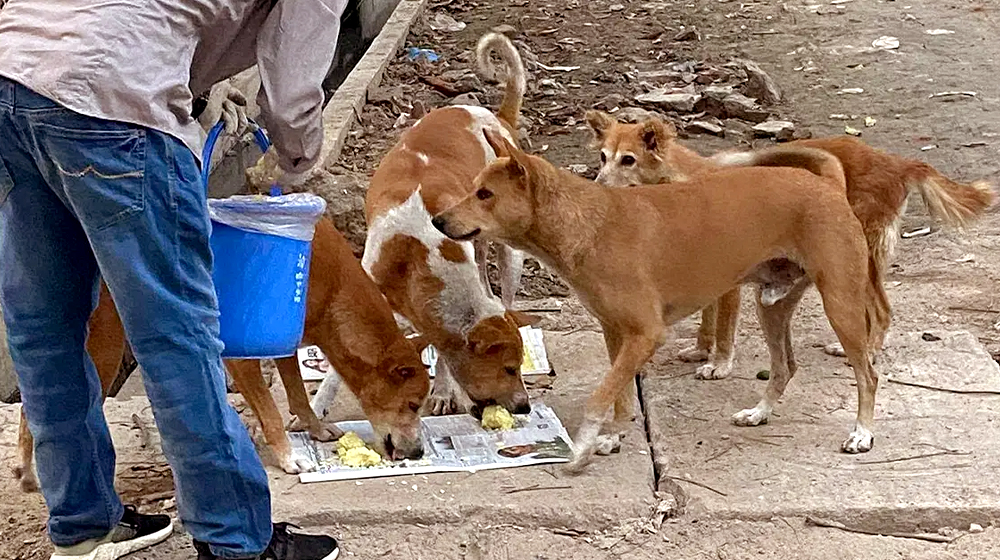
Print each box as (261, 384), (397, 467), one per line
(51, 519), (174, 560)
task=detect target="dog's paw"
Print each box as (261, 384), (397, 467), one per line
(694, 361), (733, 380)
(823, 342), (847, 358)
(278, 454), (318, 475)
(310, 423), (343, 442)
(841, 427), (874, 454)
(426, 393), (464, 416)
(562, 451), (593, 475)
(678, 345), (710, 363)
(732, 407), (770, 427)
(594, 433), (623, 456)
(12, 465), (39, 493)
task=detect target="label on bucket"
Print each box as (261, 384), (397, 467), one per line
(294, 253), (307, 304)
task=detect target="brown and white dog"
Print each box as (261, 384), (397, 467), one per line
(433, 130), (890, 470)
(362, 32), (536, 418)
(587, 111), (996, 379)
(14, 217), (430, 491)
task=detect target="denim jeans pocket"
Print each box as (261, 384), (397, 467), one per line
(32, 114), (147, 231)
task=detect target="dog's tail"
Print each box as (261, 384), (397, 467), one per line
(476, 32), (526, 131)
(903, 162), (996, 229)
(711, 146), (847, 191)
(864, 247), (892, 352)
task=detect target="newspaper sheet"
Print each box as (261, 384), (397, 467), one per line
(297, 326), (552, 382)
(291, 403), (572, 483)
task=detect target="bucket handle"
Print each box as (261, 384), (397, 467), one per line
(201, 119), (272, 190)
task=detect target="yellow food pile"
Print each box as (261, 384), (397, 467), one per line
(336, 432), (383, 468)
(481, 405), (515, 430)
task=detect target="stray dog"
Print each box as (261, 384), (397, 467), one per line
(587, 111), (996, 377)
(362, 32), (536, 418)
(433, 130), (890, 471)
(14, 218), (429, 490)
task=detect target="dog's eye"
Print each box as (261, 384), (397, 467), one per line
(505, 366), (519, 376)
(620, 155), (636, 166)
(600, 151), (607, 164)
(408, 402), (421, 413)
(476, 188), (494, 200)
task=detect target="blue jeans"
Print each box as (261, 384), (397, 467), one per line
(0, 77), (272, 558)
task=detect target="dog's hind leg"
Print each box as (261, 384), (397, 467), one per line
(696, 288), (741, 380)
(678, 304), (715, 363)
(498, 245), (525, 308)
(13, 410), (38, 492)
(567, 329), (661, 473)
(733, 281), (809, 427)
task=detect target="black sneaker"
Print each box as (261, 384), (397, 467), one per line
(50, 505), (173, 560)
(194, 523), (340, 560)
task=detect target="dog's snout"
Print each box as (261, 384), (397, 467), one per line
(431, 215), (446, 233)
(512, 393), (532, 415)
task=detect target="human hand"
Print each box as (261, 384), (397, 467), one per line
(198, 82), (249, 136)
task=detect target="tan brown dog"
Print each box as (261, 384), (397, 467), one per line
(362, 32), (536, 418)
(587, 111), (996, 378)
(433, 130), (890, 471)
(14, 217), (430, 490)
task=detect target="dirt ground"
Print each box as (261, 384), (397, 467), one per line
(4, 0), (1000, 558)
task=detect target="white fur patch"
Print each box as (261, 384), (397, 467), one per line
(455, 105), (517, 163)
(416, 152), (430, 165)
(711, 151), (756, 167)
(363, 189), (505, 337)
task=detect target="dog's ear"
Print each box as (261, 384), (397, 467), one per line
(484, 128), (513, 158)
(506, 310), (541, 328)
(466, 320), (507, 356)
(640, 119), (676, 153)
(585, 110), (615, 147)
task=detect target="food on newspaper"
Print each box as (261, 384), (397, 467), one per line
(481, 405), (515, 430)
(336, 432), (383, 467)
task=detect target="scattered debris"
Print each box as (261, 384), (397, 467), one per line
(872, 36), (900, 50)
(844, 125), (862, 136)
(836, 87), (864, 95)
(722, 93), (770, 122)
(901, 226), (932, 238)
(956, 253), (976, 263)
(925, 29), (955, 35)
(806, 516), (955, 543)
(428, 13), (466, 32)
(406, 47), (439, 63)
(920, 145), (937, 151)
(929, 91), (977, 99)
(636, 89), (702, 112)
(532, 61), (582, 72)
(567, 163), (590, 175)
(829, 113), (856, 120)
(921, 332), (943, 342)
(757, 369), (771, 380)
(962, 141), (988, 148)
(687, 120), (724, 135)
(740, 59), (782, 105)
(752, 120), (795, 141)
(970, 523), (985, 534)
(674, 27), (701, 41)
(864, 116), (877, 127)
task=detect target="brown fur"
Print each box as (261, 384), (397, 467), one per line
(14, 218), (429, 490)
(434, 130), (889, 471)
(587, 111), (996, 373)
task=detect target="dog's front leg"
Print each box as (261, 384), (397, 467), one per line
(696, 288), (741, 380)
(566, 332), (659, 474)
(498, 245), (525, 308)
(426, 357), (470, 415)
(474, 238), (492, 295)
(276, 356), (341, 443)
(678, 305), (715, 363)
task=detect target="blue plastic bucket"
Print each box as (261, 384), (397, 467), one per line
(202, 121), (326, 359)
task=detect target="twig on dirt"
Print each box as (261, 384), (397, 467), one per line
(131, 413), (151, 449)
(551, 527), (587, 537)
(663, 370), (697, 381)
(739, 436), (781, 447)
(520, 307), (563, 313)
(504, 484), (573, 495)
(948, 305), (997, 314)
(704, 445), (735, 464)
(805, 516), (955, 543)
(670, 407), (709, 422)
(857, 450), (970, 465)
(759, 434), (794, 438)
(888, 378), (1000, 396)
(663, 475), (727, 497)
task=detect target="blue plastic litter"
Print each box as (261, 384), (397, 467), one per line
(406, 47), (439, 62)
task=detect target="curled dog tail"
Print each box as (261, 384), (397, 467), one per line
(904, 163), (996, 229)
(711, 146), (847, 191)
(475, 32), (526, 131)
